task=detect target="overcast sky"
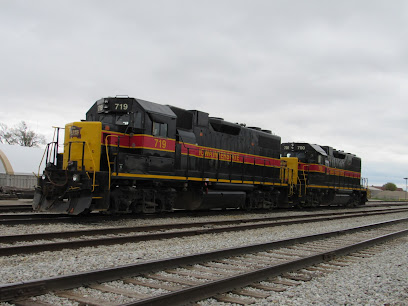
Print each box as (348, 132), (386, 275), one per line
(0, 0), (407, 188)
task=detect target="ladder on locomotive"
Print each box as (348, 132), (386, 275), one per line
(297, 168), (307, 197)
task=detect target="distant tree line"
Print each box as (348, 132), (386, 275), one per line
(382, 182), (397, 191)
(0, 121), (46, 147)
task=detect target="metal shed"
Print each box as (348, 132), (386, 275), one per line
(0, 143), (45, 189)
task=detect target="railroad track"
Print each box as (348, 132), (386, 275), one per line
(1, 218), (407, 305)
(1, 207), (407, 256)
(1, 202), (408, 226)
(0, 204), (33, 212)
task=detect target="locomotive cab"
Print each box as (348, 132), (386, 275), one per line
(34, 97), (178, 215)
(86, 97), (145, 134)
(282, 143), (328, 165)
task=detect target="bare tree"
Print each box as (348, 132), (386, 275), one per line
(0, 121), (46, 147)
(0, 123), (13, 145)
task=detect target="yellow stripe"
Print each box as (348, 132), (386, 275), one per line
(110, 172), (287, 186)
(104, 143), (174, 152)
(102, 130), (175, 141)
(307, 185), (367, 191)
(112, 173), (187, 180)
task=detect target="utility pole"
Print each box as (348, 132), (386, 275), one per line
(404, 177), (408, 201)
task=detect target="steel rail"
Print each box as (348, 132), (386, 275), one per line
(123, 227), (408, 306)
(0, 204), (33, 212)
(1, 208), (408, 257)
(1, 217), (407, 303)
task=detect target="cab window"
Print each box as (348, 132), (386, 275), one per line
(133, 112), (143, 128)
(286, 152), (306, 162)
(99, 114), (114, 124)
(116, 114), (130, 126)
(152, 122), (168, 137)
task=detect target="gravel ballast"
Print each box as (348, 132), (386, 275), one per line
(260, 238), (408, 305)
(0, 212), (407, 285)
(196, 238), (408, 305)
(0, 210), (407, 305)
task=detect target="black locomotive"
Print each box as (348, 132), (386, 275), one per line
(33, 96), (367, 214)
(281, 143), (366, 207)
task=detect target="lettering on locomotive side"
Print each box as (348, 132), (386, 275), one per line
(196, 149), (241, 162)
(198, 149), (217, 159)
(70, 126), (82, 139)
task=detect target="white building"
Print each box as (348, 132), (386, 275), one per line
(0, 143), (46, 189)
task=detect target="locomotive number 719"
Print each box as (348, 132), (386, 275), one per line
(115, 103), (128, 111)
(154, 139), (167, 149)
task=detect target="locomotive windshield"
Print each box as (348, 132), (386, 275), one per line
(115, 114), (130, 125)
(99, 112), (143, 128)
(99, 114), (114, 124)
(99, 113), (129, 126)
(286, 152), (307, 162)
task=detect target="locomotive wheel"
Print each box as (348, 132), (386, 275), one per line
(242, 197), (253, 211)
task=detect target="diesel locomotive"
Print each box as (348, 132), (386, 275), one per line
(33, 96), (367, 214)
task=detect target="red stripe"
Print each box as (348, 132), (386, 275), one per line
(180, 143), (281, 167)
(102, 133), (175, 151)
(299, 163), (361, 178)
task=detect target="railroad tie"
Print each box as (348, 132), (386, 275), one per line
(55, 290), (116, 306)
(323, 261), (349, 267)
(251, 283), (287, 292)
(210, 260), (252, 271)
(303, 266), (337, 273)
(268, 250), (303, 257)
(87, 283), (150, 299)
(10, 299), (51, 306)
(184, 265), (233, 276)
(122, 277), (183, 291)
(214, 293), (256, 305)
(245, 254), (285, 264)
(166, 269), (221, 281)
(146, 273), (202, 286)
(281, 272), (312, 281)
(269, 278), (300, 286)
(239, 256), (272, 266)
(356, 250), (378, 255)
(333, 257), (361, 263)
(347, 253), (371, 258)
(231, 288), (270, 298)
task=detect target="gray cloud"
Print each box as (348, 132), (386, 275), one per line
(1, 0), (407, 188)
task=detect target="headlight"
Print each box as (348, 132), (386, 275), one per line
(42, 174), (46, 180)
(72, 174), (80, 182)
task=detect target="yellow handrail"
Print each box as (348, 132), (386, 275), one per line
(65, 140), (97, 192)
(104, 134), (120, 190)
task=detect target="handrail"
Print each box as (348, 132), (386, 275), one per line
(202, 149), (206, 179)
(104, 134), (120, 190)
(67, 140), (97, 192)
